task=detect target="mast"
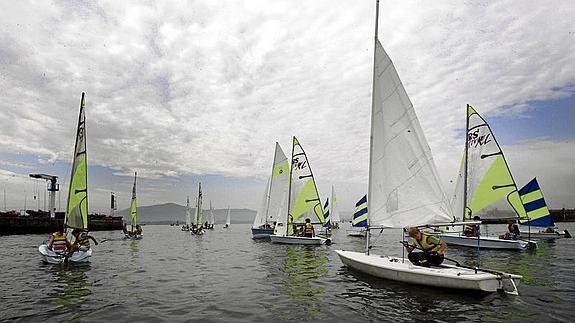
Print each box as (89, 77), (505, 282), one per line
(286, 136), (295, 236)
(264, 143), (278, 226)
(366, 0), (379, 255)
(463, 104), (470, 221)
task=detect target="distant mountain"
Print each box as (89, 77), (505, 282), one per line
(117, 202), (256, 225)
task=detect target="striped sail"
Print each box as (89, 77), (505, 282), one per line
(130, 172), (138, 231)
(519, 178), (554, 227)
(353, 195), (368, 227)
(452, 105), (527, 221)
(65, 92), (88, 231)
(368, 41), (452, 228)
(323, 198), (331, 228)
(288, 136), (326, 233)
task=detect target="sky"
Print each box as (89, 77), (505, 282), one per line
(0, 0), (574, 214)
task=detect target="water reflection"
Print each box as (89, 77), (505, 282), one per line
(46, 264), (92, 321)
(280, 245), (328, 316)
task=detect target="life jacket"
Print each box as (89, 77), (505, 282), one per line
(304, 223), (314, 235)
(51, 232), (67, 251)
(412, 233), (442, 253)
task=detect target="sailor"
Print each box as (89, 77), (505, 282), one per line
(48, 229), (70, 253)
(507, 221), (520, 240)
(464, 215), (481, 237)
(403, 227), (446, 267)
(303, 218), (315, 238)
(68, 229), (98, 255)
(135, 224), (143, 235)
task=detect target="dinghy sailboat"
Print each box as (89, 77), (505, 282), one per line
(206, 201), (215, 230)
(335, 2), (521, 294)
(347, 195), (368, 237)
(124, 172), (142, 239)
(182, 196), (191, 231)
(441, 105), (537, 250)
(270, 137), (329, 245)
(224, 206), (231, 228)
(518, 178), (571, 239)
(322, 186), (340, 230)
(39, 93), (93, 264)
(252, 143), (289, 238)
(191, 183), (204, 235)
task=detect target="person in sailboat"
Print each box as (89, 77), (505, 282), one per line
(135, 224), (143, 235)
(500, 220), (520, 240)
(463, 215), (481, 237)
(48, 229), (71, 253)
(402, 227), (447, 267)
(68, 229), (98, 255)
(303, 218), (315, 238)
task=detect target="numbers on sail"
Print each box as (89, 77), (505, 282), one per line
(292, 157), (307, 170)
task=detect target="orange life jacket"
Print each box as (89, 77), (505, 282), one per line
(51, 232), (67, 251)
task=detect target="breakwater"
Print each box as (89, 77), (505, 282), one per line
(0, 212), (123, 235)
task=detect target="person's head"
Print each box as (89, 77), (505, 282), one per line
(305, 218), (311, 223)
(473, 215), (480, 221)
(408, 227), (422, 240)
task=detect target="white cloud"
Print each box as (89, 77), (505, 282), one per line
(0, 0), (574, 211)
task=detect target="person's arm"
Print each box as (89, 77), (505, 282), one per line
(89, 236), (98, 244)
(437, 241), (447, 254)
(48, 236), (54, 248)
(401, 241), (414, 253)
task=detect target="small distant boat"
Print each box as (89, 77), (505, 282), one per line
(223, 206), (231, 228)
(251, 142), (289, 239)
(124, 172), (142, 239)
(347, 195), (368, 237)
(190, 183), (204, 235)
(440, 105), (536, 250)
(205, 201), (215, 230)
(270, 137), (330, 245)
(335, 7), (521, 294)
(322, 186), (340, 230)
(519, 178), (571, 240)
(182, 196), (191, 231)
(39, 93), (92, 264)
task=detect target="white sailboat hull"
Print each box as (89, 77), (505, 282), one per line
(438, 233), (535, 250)
(335, 250), (521, 293)
(124, 233), (143, 240)
(38, 244), (92, 264)
(347, 229), (367, 237)
(519, 230), (570, 241)
(270, 235), (328, 245)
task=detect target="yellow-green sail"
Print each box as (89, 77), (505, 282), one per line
(65, 93), (88, 231)
(130, 172), (138, 231)
(462, 105), (527, 220)
(287, 137), (325, 235)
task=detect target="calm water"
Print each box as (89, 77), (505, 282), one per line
(1, 223), (574, 322)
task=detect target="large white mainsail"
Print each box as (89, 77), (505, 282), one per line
(225, 206), (231, 227)
(368, 41), (453, 228)
(130, 172), (138, 232)
(451, 105), (527, 221)
(195, 183), (203, 226)
(330, 186), (340, 223)
(288, 137), (326, 233)
(185, 196), (191, 227)
(208, 201), (215, 226)
(253, 142), (290, 229)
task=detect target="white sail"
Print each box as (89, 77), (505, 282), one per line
(330, 186), (341, 223)
(209, 201), (215, 225)
(225, 206), (231, 226)
(195, 183), (203, 225)
(369, 41), (452, 228)
(185, 196), (191, 226)
(253, 142), (290, 229)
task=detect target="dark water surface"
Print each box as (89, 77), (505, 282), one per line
(1, 223), (574, 322)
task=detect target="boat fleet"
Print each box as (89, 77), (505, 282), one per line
(36, 0), (571, 297)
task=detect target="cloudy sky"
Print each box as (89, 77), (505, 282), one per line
(1, 0), (574, 214)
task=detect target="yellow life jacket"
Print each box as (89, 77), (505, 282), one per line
(304, 223), (314, 234)
(51, 233), (67, 251)
(412, 233), (442, 253)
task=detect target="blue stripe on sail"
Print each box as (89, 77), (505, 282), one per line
(519, 178), (540, 196)
(323, 198), (331, 228)
(521, 215), (555, 228)
(354, 219), (368, 227)
(353, 207), (368, 218)
(355, 195), (367, 207)
(523, 198), (547, 213)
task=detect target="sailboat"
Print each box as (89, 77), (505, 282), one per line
(518, 178), (571, 239)
(124, 172), (142, 239)
(191, 183), (204, 235)
(335, 2), (521, 294)
(440, 105), (537, 250)
(182, 196), (191, 231)
(39, 92), (93, 264)
(270, 137), (330, 245)
(329, 186), (340, 229)
(347, 195), (368, 237)
(206, 201), (215, 230)
(252, 142), (289, 238)
(224, 206), (231, 228)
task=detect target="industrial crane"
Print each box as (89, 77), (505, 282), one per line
(29, 173), (59, 218)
